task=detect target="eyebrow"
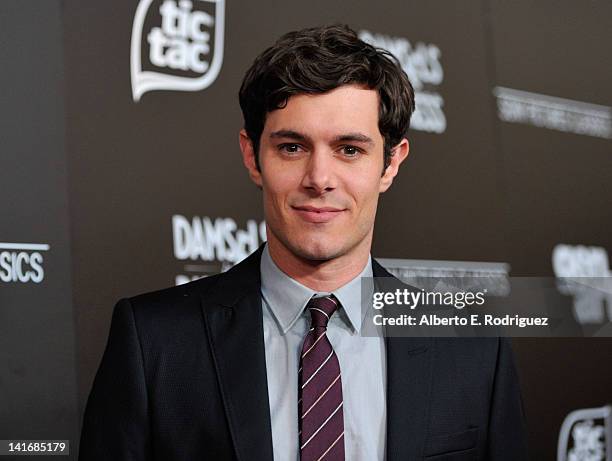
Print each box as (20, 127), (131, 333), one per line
(332, 133), (375, 147)
(269, 130), (310, 142)
(269, 130), (375, 147)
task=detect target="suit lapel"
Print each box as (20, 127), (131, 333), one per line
(201, 246), (274, 461)
(373, 259), (434, 461)
(385, 335), (433, 460)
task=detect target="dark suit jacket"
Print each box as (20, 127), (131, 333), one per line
(79, 246), (528, 460)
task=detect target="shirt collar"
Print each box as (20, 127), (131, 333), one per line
(260, 244), (373, 335)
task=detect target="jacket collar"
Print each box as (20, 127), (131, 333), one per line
(199, 245), (273, 461)
(373, 258), (433, 460)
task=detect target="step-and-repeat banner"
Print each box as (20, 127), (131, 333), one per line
(1, 0), (611, 459)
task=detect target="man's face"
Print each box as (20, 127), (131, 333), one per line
(240, 84), (408, 262)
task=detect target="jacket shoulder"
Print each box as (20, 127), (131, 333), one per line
(118, 242), (263, 328)
(127, 273), (221, 309)
(116, 273), (224, 336)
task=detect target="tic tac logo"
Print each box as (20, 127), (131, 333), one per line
(557, 405), (611, 461)
(130, 0), (225, 101)
(358, 30), (446, 134)
(552, 244), (612, 325)
(172, 215), (266, 285)
(0, 242), (48, 284)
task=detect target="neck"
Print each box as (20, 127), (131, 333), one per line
(266, 234), (372, 292)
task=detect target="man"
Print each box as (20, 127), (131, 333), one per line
(79, 25), (527, 460)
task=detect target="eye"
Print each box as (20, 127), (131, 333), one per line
(278, 143), (303, 154)
(340, 145), (362, 157)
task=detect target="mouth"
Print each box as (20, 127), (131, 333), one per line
(291, 205), (346, 224)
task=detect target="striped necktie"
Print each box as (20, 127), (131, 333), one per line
(298, 295), (345, 461)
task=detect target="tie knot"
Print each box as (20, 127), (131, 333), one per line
(306, 295), (339, 329)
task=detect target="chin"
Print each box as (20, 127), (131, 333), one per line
(288, 238), (347, 262)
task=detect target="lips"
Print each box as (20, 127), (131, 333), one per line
(292, 205), (346, 223)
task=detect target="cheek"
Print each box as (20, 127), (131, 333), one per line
(349, 172), (382, 211)
(261, 156), (306, 200)
(261, 174), (294, 214)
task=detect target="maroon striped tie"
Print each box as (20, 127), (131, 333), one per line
(299, 295), (345, 461)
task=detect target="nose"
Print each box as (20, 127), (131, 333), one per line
(301, 149), (336, 194)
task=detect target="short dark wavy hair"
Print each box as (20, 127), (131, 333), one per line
(239, 24), (415, 171)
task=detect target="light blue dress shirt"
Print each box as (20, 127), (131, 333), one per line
(260, 244), (386, 461)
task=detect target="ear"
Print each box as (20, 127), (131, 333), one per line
(379, 138), (409, 193)
(239, 129), (263, 188)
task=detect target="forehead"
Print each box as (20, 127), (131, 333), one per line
(263, 85), (381, 139)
